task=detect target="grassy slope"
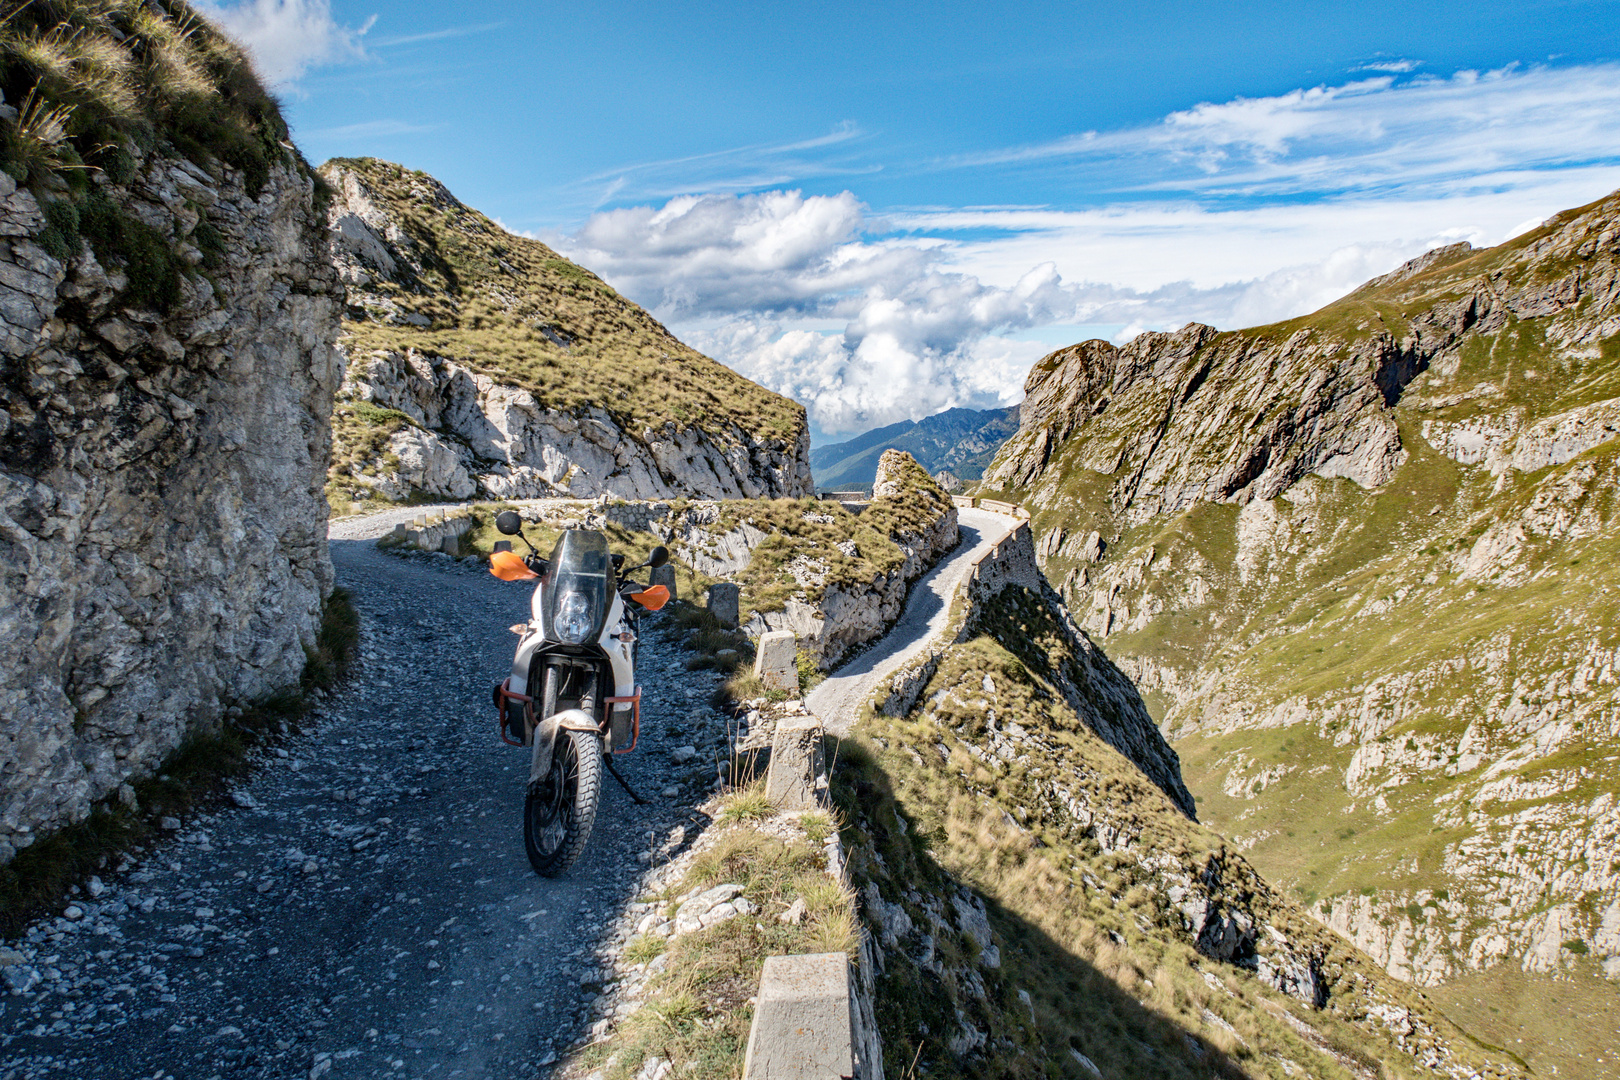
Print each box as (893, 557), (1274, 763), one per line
(324, 157), (804, 448)
(833, 586), (1523, 1080)
(0, 0), (298, 196)
(978, 190), (1620, 1074)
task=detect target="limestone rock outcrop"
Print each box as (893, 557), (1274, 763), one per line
(641, 451), (958, 670)
(0, 154), (342, 861)
(981, 186), (1620, 993)
(742, 451), (958, 668)
(321, 159), (813, 504)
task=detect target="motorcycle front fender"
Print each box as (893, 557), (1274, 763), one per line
(529, 708), (599, 785)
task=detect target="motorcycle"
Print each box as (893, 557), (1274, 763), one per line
(487, 510), (670, 876)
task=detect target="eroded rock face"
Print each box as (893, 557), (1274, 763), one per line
(744, 451), (959, 668)
(985, 323), (1410, 526)
(0, 155), (341, 862)
(323, 161), (813, 502)
(343, 348), (809, 501)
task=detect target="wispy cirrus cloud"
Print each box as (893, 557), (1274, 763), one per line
(951, 63), (1620, 200)
(1354, 58), (1422, 74)
(578, 123), (878, 206)
(301, 117), (438, 140)
(369, 23), (504, 49)
(196, 0), (373, 88)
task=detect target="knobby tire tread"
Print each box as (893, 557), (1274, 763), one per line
(556, 730), (601, 874)
(525, 729), (602, 878)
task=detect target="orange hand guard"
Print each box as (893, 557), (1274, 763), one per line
(629, 584), (670, 611)
(489, 550), (538, 581)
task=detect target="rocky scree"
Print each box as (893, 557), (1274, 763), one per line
(0, 530), (778, 1079)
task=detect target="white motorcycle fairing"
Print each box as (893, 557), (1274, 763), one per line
(509, 580), (637, 710)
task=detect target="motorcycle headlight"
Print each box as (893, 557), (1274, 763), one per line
(556, 591), (596, 644)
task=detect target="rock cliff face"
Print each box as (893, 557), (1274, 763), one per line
(321, 159), (812, 505)
(979, 187), (1620, 1038)
(672, 450), (958, 669)
(0, 153), (341, 862)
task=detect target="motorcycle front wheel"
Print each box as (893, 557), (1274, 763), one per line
(523, 728), (602, 877)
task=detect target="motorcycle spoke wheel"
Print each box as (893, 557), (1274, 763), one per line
(523, 729), (602, 877)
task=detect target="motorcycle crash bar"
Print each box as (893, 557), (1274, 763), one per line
(490, 550), (538, 581)
(606, 688), (642, 753)
(494, 678), (530, 747)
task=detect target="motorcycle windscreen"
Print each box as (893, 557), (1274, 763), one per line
(542, 529), (612, 645)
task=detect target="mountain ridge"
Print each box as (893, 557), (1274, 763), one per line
(813, 405), (1019, 491)
(321, 157), (813, 506)
(977, 186), (1620, 1075)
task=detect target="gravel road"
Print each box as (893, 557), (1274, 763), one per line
(326, 503), (546, 543)
(807, 507), (1019, 735)
(0, 534), (732, 1080)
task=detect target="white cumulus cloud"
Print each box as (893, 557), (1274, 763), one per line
(196, 0), (371, 88)
(559, 188), (1575, 437)
(556, 63), (1620, 439)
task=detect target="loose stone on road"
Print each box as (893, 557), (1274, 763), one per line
(0, 527), (728, 1079)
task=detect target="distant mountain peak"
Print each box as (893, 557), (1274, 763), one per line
(812, 405), (1019, 491)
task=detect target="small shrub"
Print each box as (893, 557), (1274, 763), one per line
(37, 196), (80, 260)
(795, 648), (819, 694)
(78, 190), (183, 311)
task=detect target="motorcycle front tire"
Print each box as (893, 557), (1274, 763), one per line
(523, 728), (602, 877)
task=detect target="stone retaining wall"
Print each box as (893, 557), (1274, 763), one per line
(389, 508), (477, 553)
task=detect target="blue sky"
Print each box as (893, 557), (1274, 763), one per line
(201, 0), (1620, 441)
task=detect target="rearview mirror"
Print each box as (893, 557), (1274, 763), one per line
(647, 545), (669, 569)
(495, 510), (523, 535)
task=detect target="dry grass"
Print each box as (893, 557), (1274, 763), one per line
(324, 157), (806, 451)
(570, 821), (858, 1079)
(824, 585), (1524, 1080)
(1, 0), (304, 195)
(689, 461), (953, 676)
(798, 810), (834, 845)
(715, 782), (772, 826)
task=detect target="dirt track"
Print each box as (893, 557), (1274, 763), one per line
(807, 506), (1019, 735)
